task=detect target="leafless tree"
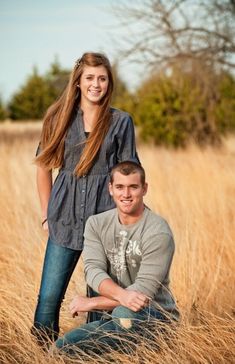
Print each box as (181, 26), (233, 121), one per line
(112, 0), (235, 72)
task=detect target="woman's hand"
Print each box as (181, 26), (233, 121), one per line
(42, 218), (48, 231)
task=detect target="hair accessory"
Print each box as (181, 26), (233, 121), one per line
(75, 58), (81, 68)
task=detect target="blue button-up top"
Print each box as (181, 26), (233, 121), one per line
(40, 107), (140, 250)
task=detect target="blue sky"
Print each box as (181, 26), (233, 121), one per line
(0, 0), (142, 102)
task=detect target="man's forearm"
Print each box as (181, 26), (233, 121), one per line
(90, 295), (120, 311)
(98, 278), (125, 302)
(98, 278), (149, 312)
(69, 294), (120, 317)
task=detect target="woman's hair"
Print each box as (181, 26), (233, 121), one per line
(35, 52), (114, 177)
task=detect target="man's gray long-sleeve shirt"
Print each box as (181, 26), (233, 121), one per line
(83, 208), (179, 317)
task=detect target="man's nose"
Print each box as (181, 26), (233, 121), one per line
(123, 187), (131, 197)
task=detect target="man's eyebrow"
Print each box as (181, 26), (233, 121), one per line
(114, 184), (139, 187)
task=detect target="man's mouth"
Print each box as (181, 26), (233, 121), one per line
(121, 200), (132, 205)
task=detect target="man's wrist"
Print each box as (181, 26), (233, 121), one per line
(89, 297), (99, 310)
(112, 286), (126, 302)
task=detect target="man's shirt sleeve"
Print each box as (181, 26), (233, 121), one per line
(83, 216), (111, 293)
(126, 232), (175, 298)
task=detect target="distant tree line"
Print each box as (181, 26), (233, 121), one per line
(0, 59), (133, 122)
(1, 59), (235, 147)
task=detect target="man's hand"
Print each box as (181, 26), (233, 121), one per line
(98, 279), (150, 312)
(69, 295), (94, 317)
(118, 290), (150, 312)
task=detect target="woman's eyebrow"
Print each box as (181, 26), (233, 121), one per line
(84, 73), (107, 77)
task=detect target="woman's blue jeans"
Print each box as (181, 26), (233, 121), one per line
(32, 238), (82, 343)
(55, 305), (168, 355)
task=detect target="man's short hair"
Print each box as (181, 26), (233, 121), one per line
(110, 161), (145, 185)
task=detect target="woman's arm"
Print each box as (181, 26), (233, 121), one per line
(36, 165), (52, 230)
(117, 115), (140, 164)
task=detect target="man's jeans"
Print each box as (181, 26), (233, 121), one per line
(55, 305), (169, 355)
(32, 238), (82, 343)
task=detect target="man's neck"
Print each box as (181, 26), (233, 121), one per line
(118, 205), (145, 225)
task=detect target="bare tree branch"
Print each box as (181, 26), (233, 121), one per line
(111, 0), (235, 71)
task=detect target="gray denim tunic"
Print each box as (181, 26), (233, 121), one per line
(41, 107), (140, 250)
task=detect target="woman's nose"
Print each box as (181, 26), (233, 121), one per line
(93, 78), (99, 87)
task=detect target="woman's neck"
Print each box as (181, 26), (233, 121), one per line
(80, 101), (99, 132)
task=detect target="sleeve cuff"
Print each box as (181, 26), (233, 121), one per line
(88, 272), (111, 293)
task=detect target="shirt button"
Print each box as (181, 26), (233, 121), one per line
(81, 204), (84, 207)
(82, 190), (85, 193)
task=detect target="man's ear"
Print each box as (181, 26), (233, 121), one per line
(108, 182), (113, 195)
(143, 183), (148, 196)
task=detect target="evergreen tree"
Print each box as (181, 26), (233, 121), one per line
(0, 96), (7, 121)
(45, 57), (70, 100)
(8, 67), (53, 120)
(8, 59), (70, 120)
(134, 66), (235, 147)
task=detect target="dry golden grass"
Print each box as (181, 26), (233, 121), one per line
(0, 121), (235, 363)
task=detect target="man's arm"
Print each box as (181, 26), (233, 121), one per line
(98, 279), (149, 312)
(83, 216), (149, 312)
(98, 232), (174, 309)
(126, 233), (175, 298)
(83, 217), (173, 311)
(70, 286), (148, 317)
(83, 216), (113, 291)
(69, 295), (120, 317)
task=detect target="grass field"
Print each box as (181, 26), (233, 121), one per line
(0, 121), (235, 363)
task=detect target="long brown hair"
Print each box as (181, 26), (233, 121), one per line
(35, 52), (114, 176)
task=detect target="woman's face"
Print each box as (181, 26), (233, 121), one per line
(79, 65), (109, 105)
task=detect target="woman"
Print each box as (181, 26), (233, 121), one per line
(32, 52), (140, 344)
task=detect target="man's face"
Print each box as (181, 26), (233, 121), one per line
(109, 171), (148, 217)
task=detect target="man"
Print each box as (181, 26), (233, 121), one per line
(55, 161), (179, 354)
